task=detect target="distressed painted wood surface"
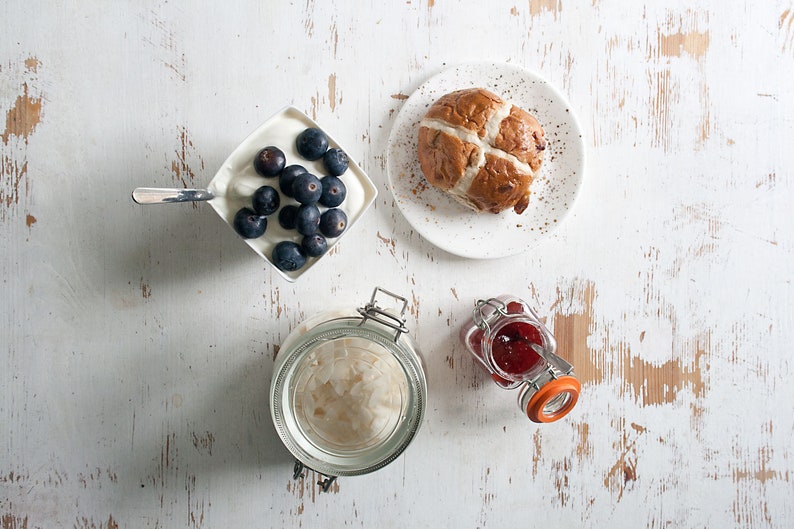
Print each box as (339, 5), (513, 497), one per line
(2, 1), (793, 527)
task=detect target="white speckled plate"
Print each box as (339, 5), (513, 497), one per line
(386, 63), (585, 259)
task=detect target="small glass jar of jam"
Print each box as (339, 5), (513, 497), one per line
(460, 296), (580, 423)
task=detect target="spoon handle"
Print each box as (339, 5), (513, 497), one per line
(132, 187), (215, 204)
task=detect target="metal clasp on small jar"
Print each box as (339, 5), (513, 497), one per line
(472, 298), (510, 335)
(518, 361), (580, 423)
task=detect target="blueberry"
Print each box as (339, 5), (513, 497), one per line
(319, 176), (347, 208)
(323, 148), (348, 176)
(252, 186), (280, 216)
(279, 165), (307, 197)
(278, 205), (299, 230)
(319, 208), (347, 238)
(292, 173), (322, 205)
(253, 146), (286, 177)
(233, 207), (267, 239)
(301, 233), (328, 257)
(296, 203), (321, 235)
(272, 241), (307, 272)
(296, 128), (329, 161)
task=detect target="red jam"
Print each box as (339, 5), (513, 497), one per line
(491, 321), (545, 376)
(466, 301), (528, 355)
(463, 299), (546, 386)
(505, 301), (525, 315)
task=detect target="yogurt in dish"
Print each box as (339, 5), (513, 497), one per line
(208, 106), (377, 282)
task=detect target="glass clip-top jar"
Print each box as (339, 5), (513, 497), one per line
(270, 287), (427, 490)
(460, 295), (580, 423)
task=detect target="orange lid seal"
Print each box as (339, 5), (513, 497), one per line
(525, 376), (581, 423)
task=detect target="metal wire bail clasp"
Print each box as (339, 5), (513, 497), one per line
(357, 287), (410, 342)
(472, 298), (509, 336)
(519, 332), (579, 423)
(292, 460), (338, 493)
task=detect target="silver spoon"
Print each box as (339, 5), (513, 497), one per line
(131, 187), (215, 204)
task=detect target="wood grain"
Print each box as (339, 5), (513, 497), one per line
(1, 1), (792, 527)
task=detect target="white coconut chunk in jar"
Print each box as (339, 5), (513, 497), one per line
(296, 339), (407, 450)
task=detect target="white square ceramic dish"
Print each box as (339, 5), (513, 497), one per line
(207, 106), (378, 282)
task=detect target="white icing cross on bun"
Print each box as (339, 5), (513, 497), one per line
(417, 88), (546, 214)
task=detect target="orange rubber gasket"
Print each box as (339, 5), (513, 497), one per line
(526, 376), (581, 423)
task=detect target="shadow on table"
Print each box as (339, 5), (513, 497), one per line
(102, 337), (295, 506)
(118, 196), (261, 291)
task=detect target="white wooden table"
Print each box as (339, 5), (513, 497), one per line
(2, 1), (793, 527)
